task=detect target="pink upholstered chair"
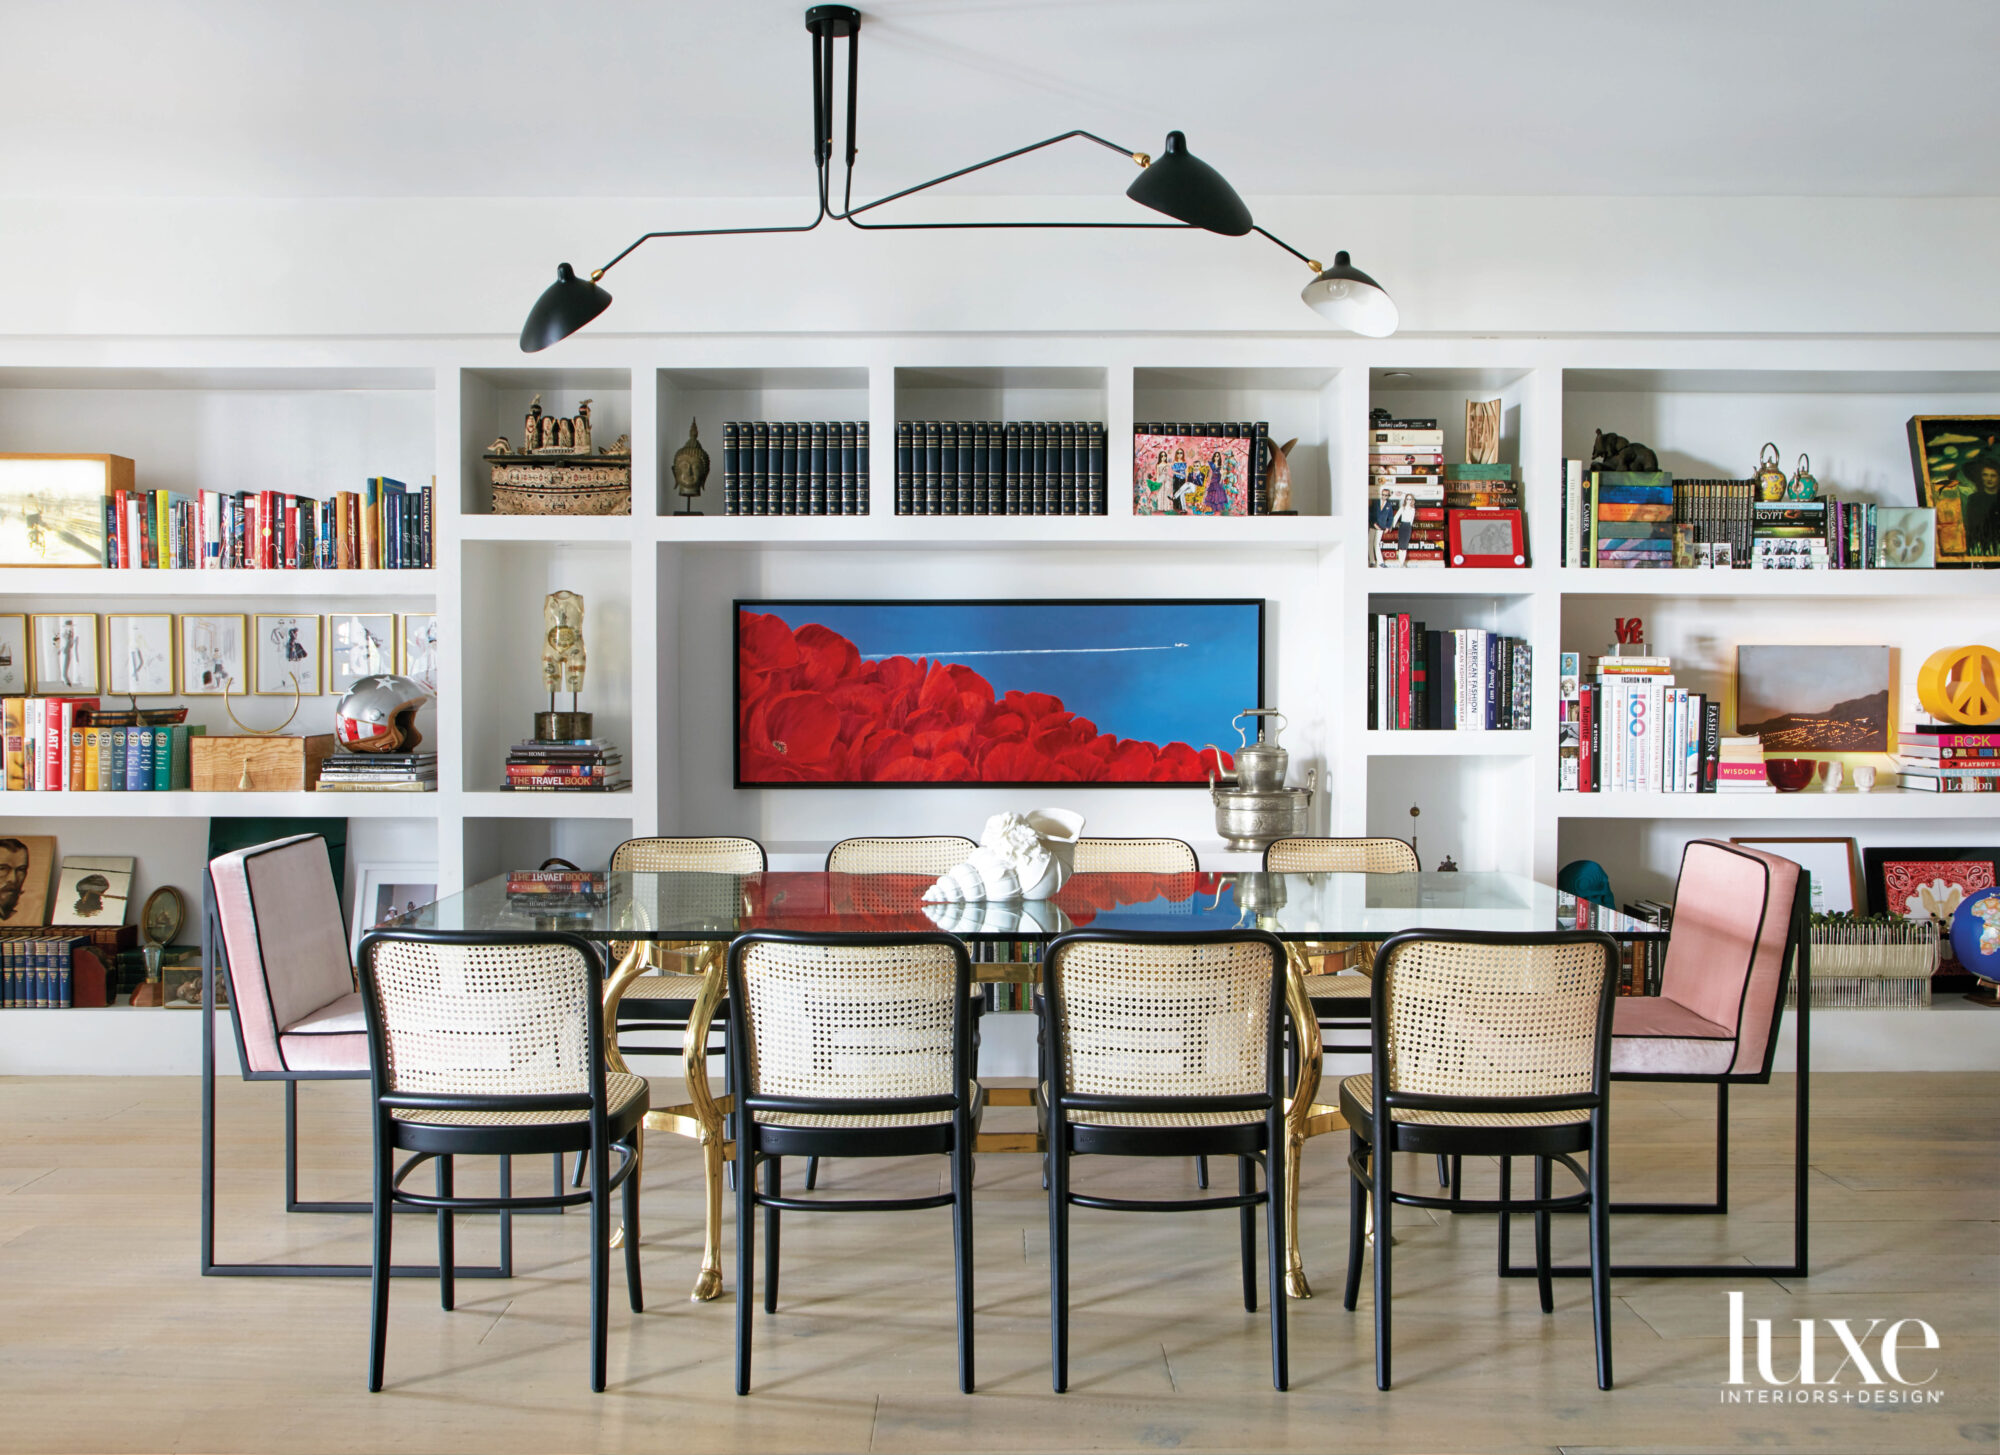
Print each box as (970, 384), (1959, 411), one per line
(1501, 838), (1810, 1280)
(201, 834), (511, 1279)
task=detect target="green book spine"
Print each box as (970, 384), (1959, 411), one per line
(153, 725), (171, 790)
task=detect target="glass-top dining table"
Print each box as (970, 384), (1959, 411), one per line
(399, 869), (1666, 1303)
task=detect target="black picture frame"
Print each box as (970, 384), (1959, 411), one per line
(1862, 844), (2000, 991)
(734, 597), (1266, 789)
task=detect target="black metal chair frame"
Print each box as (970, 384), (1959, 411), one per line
(198, 861), (518, 1282)
(1041, 928), (1290, 1394)
(1493, 847), (1811, 1281)
(359, 928), (645, 1393)
(1343, 929), (1619, 1392)
(727, 930), (979, 1396)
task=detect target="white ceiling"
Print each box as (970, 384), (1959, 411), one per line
(7, 0), (1998, 200)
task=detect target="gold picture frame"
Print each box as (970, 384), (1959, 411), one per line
(253, 614), (323, 696)
(29, 612), (100, 694)
(179, 614), (248, 696)
(104, 613), (178, 696)
(0, 614), (27, 695)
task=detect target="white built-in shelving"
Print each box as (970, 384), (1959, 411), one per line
(1, 335), (1996, 1071)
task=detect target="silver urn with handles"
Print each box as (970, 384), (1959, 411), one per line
(1206, 709), (1316, 852)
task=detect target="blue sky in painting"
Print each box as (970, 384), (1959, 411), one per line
(751, 601), (1262, 748)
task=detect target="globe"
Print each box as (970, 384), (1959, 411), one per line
(1949, 887), (2000, 982)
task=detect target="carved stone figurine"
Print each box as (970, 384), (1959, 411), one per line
(543, 590), (586, 696)
(1265, 436), (1299, 514)
(525, 394), (543, 451)
(487, 435), (512, 456)
(1589, 429), (1660, 473)
(599, 433), (631, 457)
(573, 399), (592, 454)
(672, 420), (710, 513)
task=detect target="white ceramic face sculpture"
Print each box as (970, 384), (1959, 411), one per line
(920, 808), (1086, 903)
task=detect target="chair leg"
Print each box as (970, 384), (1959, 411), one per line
(952, 1134), (976, 1394)
(1372, 1135), (1393, 1391)
(572, 1149), (588, 1189)
(436, 1155), (455, 1311)
(1449, 1155), (1462, 1205)
(621, 1135), (644, 1313)
(1591, 1136), (1613, 1389)
(1267, 1143), (1288, 1392)
(1343, 1130), (1366, 1312)
(1534, 1156), (1553, 1315)
(803, 1156), (819, 1191)
(1195, 1155), (1209, 1190)
(1436, 1153), (1450, 1189)
(1239, 1155), (1258, 1313)
(589, 1133), (609, 1393)
(763, 1155), (782, 1315)
(368, 1131), (393, 1392)
(735, 1145), (755, 1396)
(1049, 1130), (1070, 1394)
(499, 1155), (514, 1279)
(1496, 1156), (1513, 1277)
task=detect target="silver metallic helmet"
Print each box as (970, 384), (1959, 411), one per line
(333, 674), (429, 753)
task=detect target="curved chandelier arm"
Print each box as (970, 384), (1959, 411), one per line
(1251, 224), (1323, 272)
(838, 129), (1153, 224)
(591, 209), (829, 283)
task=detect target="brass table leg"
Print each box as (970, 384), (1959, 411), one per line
(1282, 943), (1323, 1300)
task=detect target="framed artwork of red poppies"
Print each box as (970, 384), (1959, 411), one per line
(736, 598), (1266, 786)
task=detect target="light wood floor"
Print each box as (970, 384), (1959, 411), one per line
(0, 1071), (1993, 1455)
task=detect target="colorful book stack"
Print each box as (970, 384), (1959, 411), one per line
(1583, 471), (1675, 568)
(1894, 726), (2000, 793)
(1444, 463), (1521, 509)
(0, 934), (88, 1008)
(502, 738), (628, 792)
(1668, 479), (1755, 567)
(1751, 499), (1831, 570)
(1370, 414), (1444, 565)
(504, 870), (608, 913)
(1370, 614), (1532, 731)
(1559, 652), (1723, 792)
(106, 477), (432, 569)
(720, 422), (870, 516)
(0, 699), (202, 791)
(903, 421), (1107, 516)
(315, 752), (437, 793)
(1715, 737), (1776, 794)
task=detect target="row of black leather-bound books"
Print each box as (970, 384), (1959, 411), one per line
(720, 421), (870, 516)
(896, 420), (1108, 516)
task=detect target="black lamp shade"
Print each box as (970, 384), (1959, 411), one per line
(519, 263), (613, 353)
(1125, 131), (1253, 237)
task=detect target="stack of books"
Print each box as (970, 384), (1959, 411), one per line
(107, 477), (432, 570)
(1370, 414), (1444, 565)
(1670, 478), (1754, 566)
(1371, 615), (1531, 731)
(1444, 463), (1520, 509)
(1716, 737), (1776, 794)
(1618, 901), (1673, 995)
(1751, 499), (1831, 569)
(905, 421), (1107, 516)
(1, 700), (203, 792)
(0, 934), (89, 1008)
(1559, 652), (1722, 792)
(1895, 726), (2000, 793)
(504, 869), (607, 913)
(720, 422), (870, 516)
(314, 752), (437, 793)
(1566, 470), (1676, 569)
(503, 739), (628, 792)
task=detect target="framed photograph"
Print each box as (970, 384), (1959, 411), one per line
(105, 613), (177, 696)
(1133, 431), (1254, 516)
(254, 614), (322, 696)
(1730, 837), (1860, 917)
(1871, 506), (1936, 569)
(1735, 644), (1890, 752)
(0, 614), (27, 695)
(1447, 508), (1528, 567)
(0, 454), (124, 567)
(327, 613), (395, 693)
(0, 834), (57, 928)
(29, 613), (99, 694)
(50, 854), (135, 927)
(1864, 846), (1999, 984)
(350, 862), (439, 958)
(179, 614), (247, 696)
(736, 598), (1265, 787)
(398, 613), (439, 695)
(1906, 415), (2000, 568)
(161, 949), (223, 1009)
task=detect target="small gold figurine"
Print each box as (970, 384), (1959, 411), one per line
(543, 590), (586, 697)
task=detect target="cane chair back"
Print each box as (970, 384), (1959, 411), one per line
(1045, 934), (1282, 1127)
(826, 836), (976, 876)
(733, 936), (967, 1129)
(611, 836), (766, 875)
(1265, 836), (1418, 875)
(1072, 838), (1199, 874)
(1371, 933), (1614, 1126)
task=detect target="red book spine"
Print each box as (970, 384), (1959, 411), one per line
(43, 698), (65, 791)
(1578, 684), (1595, 792)
(259, 490), (277, 568)
(286, 499), (300, 569)
(1396, 615), (1413, 730)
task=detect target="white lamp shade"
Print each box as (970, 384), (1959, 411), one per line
(1300, 252), (1398, 337)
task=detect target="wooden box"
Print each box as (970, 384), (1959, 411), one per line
(189, 734), (335, 792)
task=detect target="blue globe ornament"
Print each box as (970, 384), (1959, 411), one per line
(1949, 886), (2000, 981)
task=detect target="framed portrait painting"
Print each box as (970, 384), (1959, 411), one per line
(735, 598), (1265, 787)
(0, 834), (56, 929)
(105, 614), (176, 696)
(1906, 415), (2000, 568)
(30, 613), (99, 694)
(179, 614), (246, 696)
(327, 613), (395, 693)
(254, 614), (322, 696)
(50, 854), (134, 927)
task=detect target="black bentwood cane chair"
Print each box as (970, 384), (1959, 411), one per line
(728, 931), (981, 1395)
(1040, 929), (1289, 1394)
(359, 930), (648, 1392)
(1341, 929), (1619, 1391)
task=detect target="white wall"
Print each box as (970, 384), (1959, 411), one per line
(10, 194), (2000, 339)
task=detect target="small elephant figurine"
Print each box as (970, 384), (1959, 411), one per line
(1589, 429), (1660, 473)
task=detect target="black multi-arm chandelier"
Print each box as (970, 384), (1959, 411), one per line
(520, 5), (1397, 350)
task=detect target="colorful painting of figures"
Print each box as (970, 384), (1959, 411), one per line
(1133, 432), (1254, 516)
(735, 599), (1263, 786)
(1735, 644), (1891, 752)
(1907, 415), (2000, 567)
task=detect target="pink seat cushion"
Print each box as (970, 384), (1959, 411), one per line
(276, 991), (370, 1074)
(1610, 994), (1735, 1076)
(1653, 840), (1801, 1076)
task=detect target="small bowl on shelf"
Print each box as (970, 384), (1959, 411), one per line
(1764, 758), (1816, 792)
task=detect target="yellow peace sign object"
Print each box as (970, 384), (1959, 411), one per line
(1917, 644), (2000, 726)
